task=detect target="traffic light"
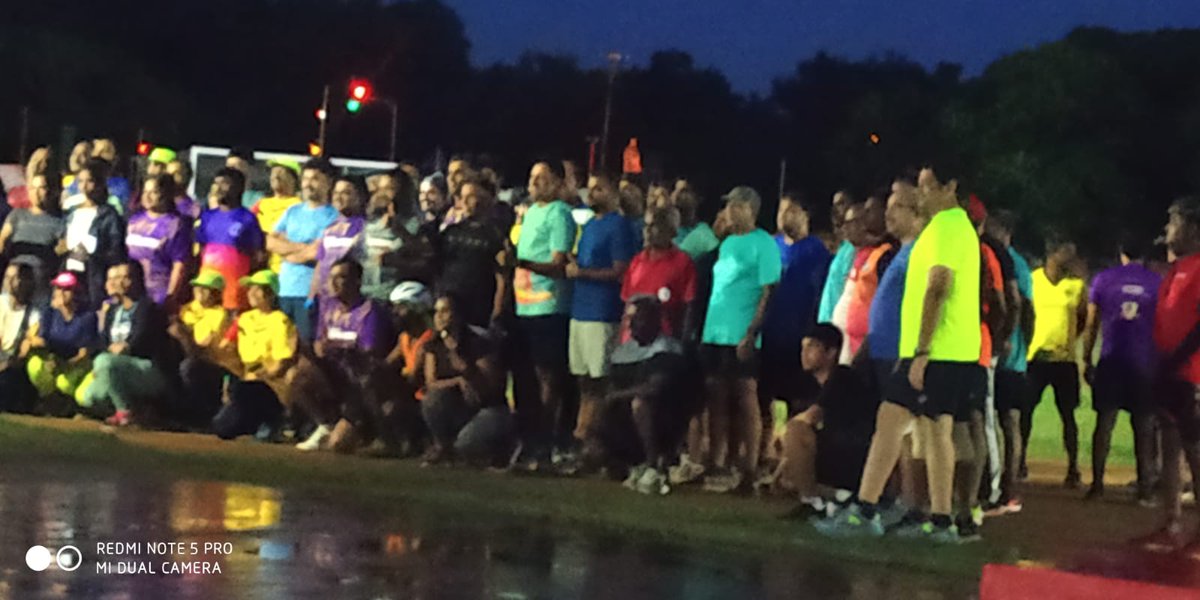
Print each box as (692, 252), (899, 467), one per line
(136, 141), (151, 156)
(308, 142), (322, 157)
(346, 78), (373, 113)
(315, 108), (327, 121)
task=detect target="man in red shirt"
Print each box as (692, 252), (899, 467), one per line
(620, 208), (697, 340)
(1147, 196), (1200, 554)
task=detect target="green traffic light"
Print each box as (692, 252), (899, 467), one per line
(346, 99), (362, 113)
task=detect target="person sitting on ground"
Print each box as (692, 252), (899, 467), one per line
(168, 271), (235, 427)
(24, 272), (96, 414)
(420, 293), (512, 466)
(385, 281), (435, 395)
(301, 259), (397, 453)
(608, 296), (688, 495)
(81, 261), (175, 426)
(0, 263), (40, 413)
(212, 270), (294, 440)
(779, 324), (876, 515)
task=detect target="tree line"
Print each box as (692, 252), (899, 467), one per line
(2, 0), (1199, 255)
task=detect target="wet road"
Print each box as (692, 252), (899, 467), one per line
(0, 462), (976, 599)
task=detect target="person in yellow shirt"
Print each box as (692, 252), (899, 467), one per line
(252, 159), (302, 272)
(168, 271), (234, 426)
(1023, 235), (1087, 487)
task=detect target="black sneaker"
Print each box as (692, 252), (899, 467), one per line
(955, 517), (983, 543)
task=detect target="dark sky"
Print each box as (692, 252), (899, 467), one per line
(445, 0), (1200, 92)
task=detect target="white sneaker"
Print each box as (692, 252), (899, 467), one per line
(296, 424), (332, 451)
(668, 456), (706, 485)
(623, 464), (648, 491)
(637, 467), (670, 496)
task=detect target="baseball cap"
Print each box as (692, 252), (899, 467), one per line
(189, 270), (226, 291)
(389, 281), (432, 308)
(148, 147), (177, 165)
(967, 194), (988, 226)
(239, 270), (280, 295)
(266, 157), (302, 178)
(50, 272), (80, 289)
(722, 185), (762, 215)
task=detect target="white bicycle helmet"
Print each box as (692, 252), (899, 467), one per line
(389, 281), (433, 308)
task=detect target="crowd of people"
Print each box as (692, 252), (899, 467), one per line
(0, 140), (1197, 550)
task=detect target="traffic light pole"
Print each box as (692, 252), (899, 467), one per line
(317, 85), (330, 157)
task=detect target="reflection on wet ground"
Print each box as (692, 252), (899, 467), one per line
(0, 463), (976, 599)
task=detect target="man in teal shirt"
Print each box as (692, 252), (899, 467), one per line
(513, 160), (577, 470)
(817, 190), (856, 322)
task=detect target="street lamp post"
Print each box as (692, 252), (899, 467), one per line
(599, 51), (623, 170)
(317, 84), (330, 157)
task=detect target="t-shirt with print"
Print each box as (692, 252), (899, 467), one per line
(1002, 247), (1034, 372)
(274, 203), (338, 299)
(437, 216), (506, 327)
(701, 229), (782, 347)
(514, 200), (575, 317)
(1091, 263), (1161, 373)
(253, 195), (301, 272)
(108, 304), (134, 345)
(867, 242), (913, 361)
(572, 212), (638, 323)
(180, 301), (230, 347)
(196, 207), (266, 309)
(621, 246), (697, 337)
(1154, 253), (1200, 384)
(674, 222), (719, 260)
(899, 207), (981, 361)
(126, 211), (193, 304)
(318, 297), (390, 357)
(364, 215), (420, 302)
(314, 215), (366, 299)
(1027, 267), (1085, 363)
(226, 309), (296, 376)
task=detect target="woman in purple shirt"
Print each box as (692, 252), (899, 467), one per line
(312, 175), (367, 301)
(126, 175), (193, 306)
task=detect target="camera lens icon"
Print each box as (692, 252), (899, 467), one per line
(56, 546), (82, 571)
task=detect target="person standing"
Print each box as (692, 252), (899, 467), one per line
(364, 169), (425, 301)
(63, 159), (126, 309)
(671, 188), (719, 260)
(267, 158), (338, 341)
(196, 168), (265, 311)
(436, 177), (509, 329)
(1080, 236), (1162, 503)
(621, 208), (697, 339)
(816, 168), (982, 542)
(1143, 197), (1200, 554)
(125, 175), (192, 306)
(166, 159), (200, 220)
(252, 159), (302, 271)
(565, 170), (637, 469)
(1023, 235), (1087, 487)
(699, 186), (781, 492)
(818, 190), (857, 322)
(311, 176), (367, 303)
(511, 161), (576, 469)
(225, 147), (266, 209)
(0, 172), (65, 296)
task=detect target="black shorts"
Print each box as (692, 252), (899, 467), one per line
(954, 365), (991, 423)
(994, 369), (1027, 414)
(1154, 378), (1200, 444)
(516, 314), (569, 370)
(885, 360), (986, 419)
(699, 344), (759, 380)
(1027, 361), (1080, 411)
(1092, 359), (1151, 414)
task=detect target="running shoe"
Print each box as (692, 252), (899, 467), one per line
(956, 516), (983, 543)
(702, 468), (742, 493)
(926, 524), (962, 544)
(1132, 522), (1187, 552)
(1135, 492), (1159, 508)
(668, 455), (706, 485)
(888, 515), (930, 538)
(104, 410), (132, 427)
(636, 467), (670, 496)
(295, 424), (332, 451)
(811, 504), (885, 538)
(623, 465), (648, 490)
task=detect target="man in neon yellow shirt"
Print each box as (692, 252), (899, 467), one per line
(1022, 236), (1086, 487)
(816, 169), (983, 543)
(252, 159), (302, 272)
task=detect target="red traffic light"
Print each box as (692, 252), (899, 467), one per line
(136, 141), (151, 156)
(348, 78), (373, 102)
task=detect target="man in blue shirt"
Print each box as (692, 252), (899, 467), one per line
(762, 191), (830, 408)
(267, 158), (338, 342)
(565, 170), (637, 468)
